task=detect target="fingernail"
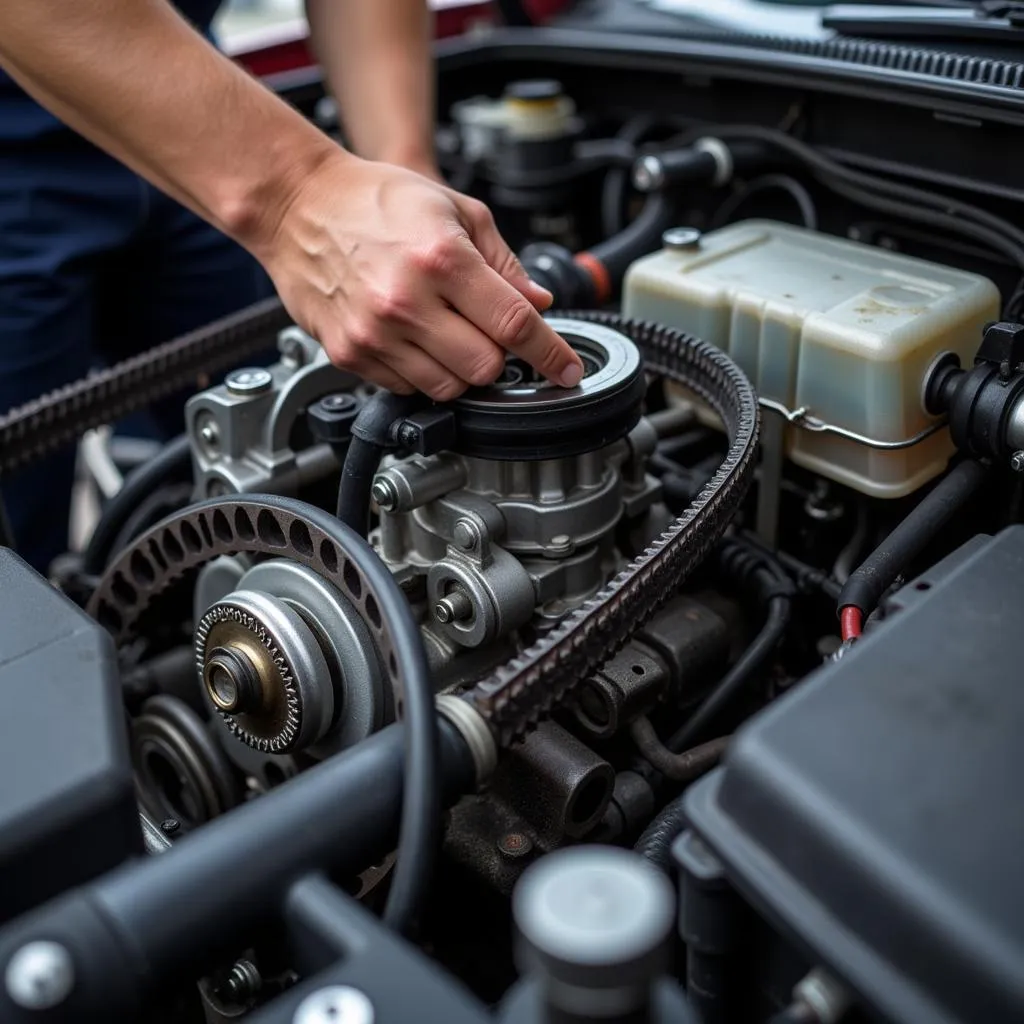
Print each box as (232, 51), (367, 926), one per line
(531, 284), (554, 309)
(559, 362), (583, 388)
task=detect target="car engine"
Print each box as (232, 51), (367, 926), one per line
(1, 22), (1023, 1024)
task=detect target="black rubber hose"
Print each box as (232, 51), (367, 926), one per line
(669, 596), (791, 754)
(601, 115), (661, 237)
(82, 433), (193, 575)
(837, 458), (989, 621)
(0, 721), (476, 1023)
(337, 392), (421, 537)
(634, 784), (696, 874)
(586, 192), (674, 291)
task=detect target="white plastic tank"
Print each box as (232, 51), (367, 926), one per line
(623, 220), (1001, 498)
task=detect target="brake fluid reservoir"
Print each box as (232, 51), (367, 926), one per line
(623, 220), (1000, 498)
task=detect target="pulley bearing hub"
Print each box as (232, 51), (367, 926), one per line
(195, 559), (387, 758)
(451, 318), (646, 459)
(196, 589), (334, 754)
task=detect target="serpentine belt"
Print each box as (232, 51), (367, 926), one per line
(6, 298), (758, 748)
(0, 297), (291, 475)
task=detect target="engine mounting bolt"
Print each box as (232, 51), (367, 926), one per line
(5, 941), (75, 1010)
(293, 985), (375, 1024)
(225, 367), (273, 396)
(453, 519), (480, 551)
(497, 832), (534, 860)
(548, 534), (574, 556)
(1010, 450), (1024, 473)
(662, 226), (702, 252)
(435, 588), (473, 625)
(370, 478), (398, 512)
(160, 818), (181, 836)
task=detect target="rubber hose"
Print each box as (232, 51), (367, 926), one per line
(83, 433), (193, 575)
(634, 788), (690, 873)
(669, 595), (791, 753)
(601, 115), (661, 237)
(837, 458), (989, 622)
(585, 192), (674, 292)
(337, 392), (422, 537)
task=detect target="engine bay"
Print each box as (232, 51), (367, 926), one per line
(1, 20), (1023, 1024)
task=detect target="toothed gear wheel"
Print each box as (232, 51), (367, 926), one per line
(195, 589), (334, 754)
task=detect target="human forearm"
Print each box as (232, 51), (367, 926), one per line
(305, 0), (436, 175)
(0, 0), (582, 402)
(0, 0), (341, 254)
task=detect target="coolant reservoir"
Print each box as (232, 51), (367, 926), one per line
(623, 220), (1000, 498)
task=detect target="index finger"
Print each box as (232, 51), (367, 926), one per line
(441, 247), (584, 388)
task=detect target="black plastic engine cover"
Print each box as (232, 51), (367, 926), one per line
(0, 550), (140, 920)
(683, 526), (1024, 1024)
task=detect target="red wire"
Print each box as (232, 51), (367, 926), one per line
(840, 606), (863, 642)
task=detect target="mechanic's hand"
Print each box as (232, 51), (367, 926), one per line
(262, 154), (585, 400)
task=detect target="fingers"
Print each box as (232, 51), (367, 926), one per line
(456, 195), (555, 311)
(407, 308), (506, 388)
(321, 325), (465, 402)
(440, 249), (584, 388)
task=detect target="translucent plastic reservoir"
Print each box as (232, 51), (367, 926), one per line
(623, 220), (1001, 498)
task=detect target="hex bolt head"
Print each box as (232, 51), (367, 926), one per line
(453, 519), (480, 551)
(225, 368), (273, 396)
(5, 941), (75, 1010)
(1011, 450), (1024, 473)
(371, 478), (398, 512)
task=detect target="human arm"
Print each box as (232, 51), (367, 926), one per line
(0, 0), (583, 398)
(305, 0), (439, 179)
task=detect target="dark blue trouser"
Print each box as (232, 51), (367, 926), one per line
(0, 132), (274, 572)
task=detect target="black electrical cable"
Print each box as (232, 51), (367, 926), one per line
(337, 391), (421, 537)
(711, 173), (818, 231)
(837, 458), (990, 631)
(704, 125), (1024, 271)
(82, 433), (193, 575)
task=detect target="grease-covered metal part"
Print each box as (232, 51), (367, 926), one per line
(87, 316), (758, 750)
(0, 297), (290, 474)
